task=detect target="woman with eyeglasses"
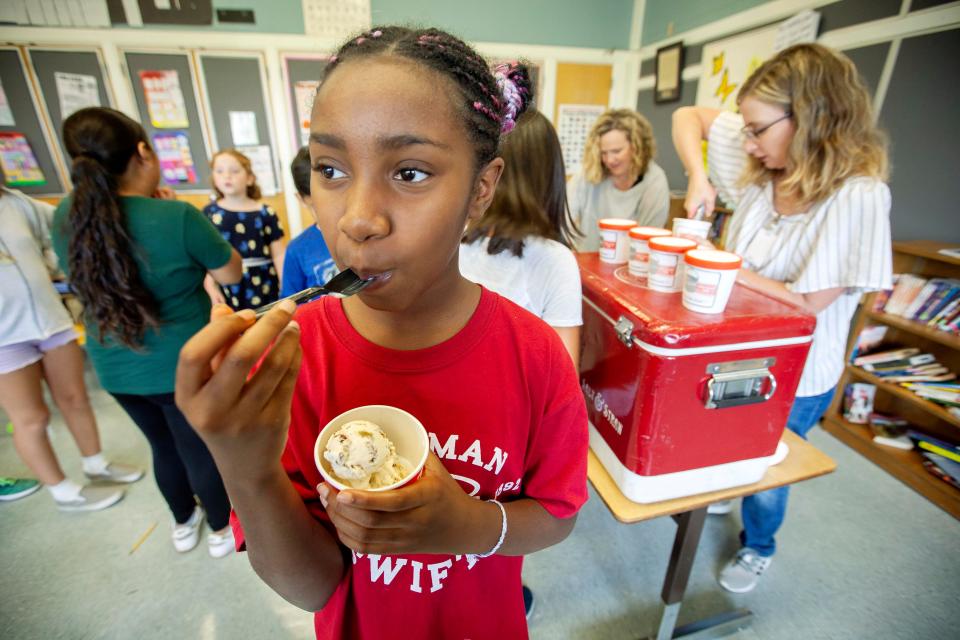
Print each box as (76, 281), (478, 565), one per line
(672, 43), (892, 594)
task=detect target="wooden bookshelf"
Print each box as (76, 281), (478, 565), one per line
(822, 240), (960, 520)
(822, 417), (960, 519)
(844, 366), (960, 428)
(863, 310), (960, 351)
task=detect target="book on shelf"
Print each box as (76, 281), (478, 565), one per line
(921, 454), (960, 490)
(908, 430), (960, 464)
(867, 413), (913, 450)
(882, 274), (928, 316)
(852, 347), (920, 367)
(921, 452), (960, 485)
(860, 353), (936, 372)
(878, 275), (960, 331)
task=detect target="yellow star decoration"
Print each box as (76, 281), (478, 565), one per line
(715, 69), (737, 104)
(746, 56), (764, 78)
(712, 52), (725, 76)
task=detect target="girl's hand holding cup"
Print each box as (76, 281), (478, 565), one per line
(175, 300), (302, 480)
(318, 453), (496, 556)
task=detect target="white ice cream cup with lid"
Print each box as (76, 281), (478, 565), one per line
(628, 226), (672, 277)
(598, 218), (637, 264)
(682, 249), (742, 313)
(672, 217), (712, 241)
(647, 236), (698, 292)
(315, 405), (429, 492)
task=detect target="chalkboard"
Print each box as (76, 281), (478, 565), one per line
(0, 48), (65, 195)
(28, 48), (113, 172)
(282, 55), (330, 150)
(124, 51), (211, 192)
(198, 53), (278, 194)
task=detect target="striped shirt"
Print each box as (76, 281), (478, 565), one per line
(708, 111), (893, 396)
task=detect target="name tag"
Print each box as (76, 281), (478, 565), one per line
(743, 226), (777, 270)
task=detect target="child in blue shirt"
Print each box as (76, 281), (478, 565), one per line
(280, 147), (337, 296)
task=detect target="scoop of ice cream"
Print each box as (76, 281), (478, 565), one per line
(323, 421), (412, 490)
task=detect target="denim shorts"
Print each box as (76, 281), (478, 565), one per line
(0, 327), (78, 375)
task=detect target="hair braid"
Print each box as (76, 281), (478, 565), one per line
(322, 26), (534, 166)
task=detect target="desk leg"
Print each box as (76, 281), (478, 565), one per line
(648, 507), (752, 640)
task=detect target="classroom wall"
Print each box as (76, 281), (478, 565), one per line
(635, 0), (960, 243)
(104, 0), (635, 49)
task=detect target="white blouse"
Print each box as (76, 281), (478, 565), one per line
(708, 111), (893, 396)
(459, 235), (583, 328)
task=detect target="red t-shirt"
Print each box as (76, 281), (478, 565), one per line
(233, 287), (588, 639)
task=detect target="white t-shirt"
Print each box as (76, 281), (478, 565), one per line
(708, 111), (893, 397)
(0, 188), (73, 347)
(567, 161), (671, 252)
(459, 235), (583, 327)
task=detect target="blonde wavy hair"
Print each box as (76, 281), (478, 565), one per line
(737, 43), (888, 206)
(582, 109), (656, 184)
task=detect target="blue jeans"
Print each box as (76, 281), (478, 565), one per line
(740, 387), (836, 557)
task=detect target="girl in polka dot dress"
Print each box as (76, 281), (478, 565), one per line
(203, 149), (285, 310)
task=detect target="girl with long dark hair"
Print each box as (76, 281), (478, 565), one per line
(52, 107), (244, 557)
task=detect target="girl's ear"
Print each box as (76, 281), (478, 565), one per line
(467, 157), (504, 221)
(136, 141), (152, 162)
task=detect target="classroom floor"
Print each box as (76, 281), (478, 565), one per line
(2, 365), (957, 640)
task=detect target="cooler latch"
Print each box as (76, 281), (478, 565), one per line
(704, 358), (777, 409)
(614, 316), (634, 348)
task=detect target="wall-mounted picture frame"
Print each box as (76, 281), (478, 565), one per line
(655, 41), (684, 103)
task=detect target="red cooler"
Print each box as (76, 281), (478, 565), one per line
(579, 253), (816, 503)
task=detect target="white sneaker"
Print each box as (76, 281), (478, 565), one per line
(85, 462), (145, 484)
(172, 506), (204, 553)
(208, 527), (235, 559)
(707, 500), (733, 515)
(719, 547), (772, 593)
(55, 485), (124, 512)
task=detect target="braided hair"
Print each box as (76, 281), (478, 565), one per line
(61, 107), (160, 349)
(323, 26), (534, 167)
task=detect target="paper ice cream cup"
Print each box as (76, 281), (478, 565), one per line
(671, 217), (712, 241)
(315, 405), (429, 492)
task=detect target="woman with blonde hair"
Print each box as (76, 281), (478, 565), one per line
(672, 43), (892, 593)
(567, 108), (670, 251)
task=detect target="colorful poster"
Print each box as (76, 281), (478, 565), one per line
(237, 145), (277, 196)
(294, 80), (319, 147)
(54, 72), (101, 120)
(229, 110), (259, 146)
(140, 70), (189, 129)
(0, 132), (46, 186)
(556, 104), (605, 177)
(152, 131), (196, 185)
(696, 25), (778, 110)
(0, 79), (14, 126)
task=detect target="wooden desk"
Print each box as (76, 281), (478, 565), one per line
(587, 430), (836, 640)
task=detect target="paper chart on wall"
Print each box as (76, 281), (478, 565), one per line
(774, 10), (821, 52)
(152, 131), (196, 185)
(54, 72), (101, 120)
(237, 145), (277, 196)
(229, 111), (259, 146)
(302, 0), (370, 40)
(294, 80), (319, 147)
(0, 132), (46, 186)
(556, 104), (605, 176)
(140, 70), (190, 129)
(0, 79), (14, 126)
(696, 24), (779, 111)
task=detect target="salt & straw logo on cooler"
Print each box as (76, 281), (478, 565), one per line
(581, 380), (624, 434)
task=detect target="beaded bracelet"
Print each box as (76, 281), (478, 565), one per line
(476, 498), (507, 558)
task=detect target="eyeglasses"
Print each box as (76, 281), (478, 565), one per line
(741, 112), (792, 140)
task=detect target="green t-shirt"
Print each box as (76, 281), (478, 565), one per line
(52, 196), (232, 395)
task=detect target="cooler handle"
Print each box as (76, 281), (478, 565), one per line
(704, 370), (777, 409)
